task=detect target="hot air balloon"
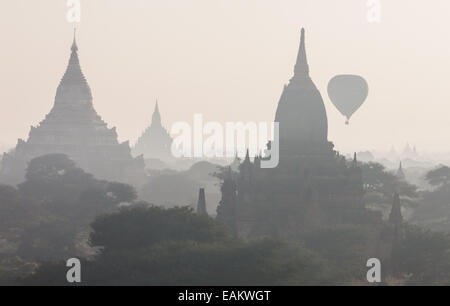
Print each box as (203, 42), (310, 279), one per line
(327, 75), (368, 124)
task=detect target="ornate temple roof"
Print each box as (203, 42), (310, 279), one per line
(32, 30), (109, 138)
(39, 30), (106, 129)
(55, 30), (93, 108)
(274, 28), (328, 153)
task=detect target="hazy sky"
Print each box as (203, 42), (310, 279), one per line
(1, 0), (450, 154)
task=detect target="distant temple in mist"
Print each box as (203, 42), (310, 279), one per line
(0, 33), (145, 186)
(132, 101), (173, 161)
(217, 29), (380, 237)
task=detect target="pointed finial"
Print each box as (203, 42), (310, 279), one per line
(352, 152), (358, 167)
(397, 161), (405, 179)
(71, 27), (78, 52)
(294, 27), (309, 76)
(151, 99), (162, 126)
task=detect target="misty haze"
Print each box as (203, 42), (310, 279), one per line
(1, 0), (450, 291)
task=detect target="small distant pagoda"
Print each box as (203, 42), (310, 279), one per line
(396, 162), (405, 180)
(0, 31), (146, 186)
(389, 192), (403, 228)
(133, 101), (173, 161)
(196, 188), (208, 216)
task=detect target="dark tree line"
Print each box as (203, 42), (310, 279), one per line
(2, 155), (450, 285)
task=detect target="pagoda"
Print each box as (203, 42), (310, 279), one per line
(217, 29), (380, 238)
(0, 32), (146, 186)
(133, 101), (173, 161)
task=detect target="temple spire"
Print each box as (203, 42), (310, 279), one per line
(66, 28), (81, 70)
(352, 152), (358, 167)
(55, 29), (92, 106)
(244, 149), (250, 163)
(397, 161), (405, 179)
(294, 28), (309, 76)
(71, 28), (78, 52)
(239, 149), (252, 181)
(389, 192), (403, 227)
(197, 188), (208, 216)
(151, 100), (162, 127)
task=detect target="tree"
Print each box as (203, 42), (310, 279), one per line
(17, 218), (78, 261)
(24, 206), (341, 286)
(411, 166), (450, 232)
(360, 162), (419, 218)
(391, 226), (450, 285)
(18, 154), (136, 221)
(18, 154), (94, 204)
(90, 205), (227, 251)
(360, 162), (417, 199)
(0, 184), (38, 232)
(425, 165), (450, 187)
(9, 154), (140, 261)
(23, 239), (341, 286)
(300, 225), (379, 280)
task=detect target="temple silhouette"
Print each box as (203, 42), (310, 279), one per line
(132, 101), (173, 162)
(0, 33), (145, 186)
(217, 29), (381, 238)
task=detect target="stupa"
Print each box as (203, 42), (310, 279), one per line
(0, 32), (146, 186)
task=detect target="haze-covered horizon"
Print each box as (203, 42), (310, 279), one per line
(1, 0), (450, 154)
(4, 1), (450, 288)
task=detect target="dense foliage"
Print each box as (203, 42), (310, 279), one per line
(24, 206), (340, 286)
(411, 165), (450, 232)
(2, 155), (450, 285)
(0, 154), (138, 264)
